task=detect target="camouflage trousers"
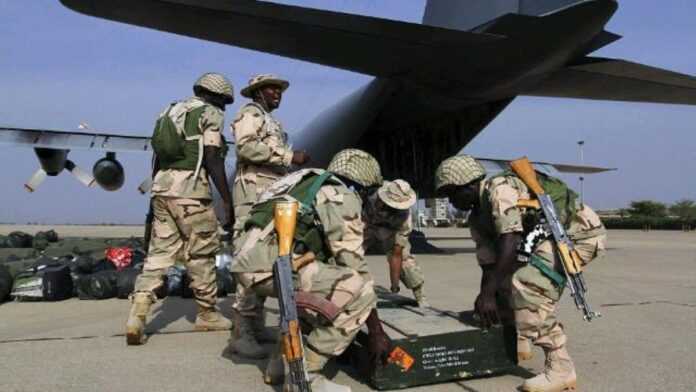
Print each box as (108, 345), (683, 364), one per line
(234, 263), (377, 357)
(232, 172), (279, 239)
(512, 234), (606, 351)
(135, 196), (220, 308)
(364, 228), (425, 290)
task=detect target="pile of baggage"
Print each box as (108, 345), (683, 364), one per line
(0, 231), (234, 303)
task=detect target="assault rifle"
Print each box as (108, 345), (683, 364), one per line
(273, 201), (311, 391)
(510, 157), (601, 322)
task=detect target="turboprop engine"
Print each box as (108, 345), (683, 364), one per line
(92, 152), (125, 191)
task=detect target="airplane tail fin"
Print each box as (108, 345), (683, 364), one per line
(422, 0), (585, 31)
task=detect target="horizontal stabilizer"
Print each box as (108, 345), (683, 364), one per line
(524, 57), (696, 105)
(60, 0), (502, 77)
(475, 157), (615, 177)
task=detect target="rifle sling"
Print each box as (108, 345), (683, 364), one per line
(529, 254), (567, 288)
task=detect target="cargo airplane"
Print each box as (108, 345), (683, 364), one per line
(2, 0), (695, 196)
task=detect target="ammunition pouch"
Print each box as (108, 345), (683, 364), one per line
(295, 291), (341, 322)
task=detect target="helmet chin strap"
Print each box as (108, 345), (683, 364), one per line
(255, 90), (271, 112)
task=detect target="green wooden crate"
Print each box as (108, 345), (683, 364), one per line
(342, 290), (517, 390)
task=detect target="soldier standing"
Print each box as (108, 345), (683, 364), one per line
(231, 149), (391, 392)
(434, 155), (606, 392)
(229, 74), (310, 357)
(126, 73), (235, 345)
(363, 179), (428, 306)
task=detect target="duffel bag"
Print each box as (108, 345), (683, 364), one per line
(11, 263), (73, 301)
(117, 268), (141, 299)
(0, 264), (12, 302)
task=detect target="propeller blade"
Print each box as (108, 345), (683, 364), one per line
(65, 160), (96, 187)
(24, 169), (47, 192)
(137, 177), (153, 194)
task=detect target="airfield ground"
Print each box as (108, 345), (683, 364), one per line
(0, 227), (694, 392)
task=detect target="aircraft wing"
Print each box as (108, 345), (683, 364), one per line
(475, 157), (615, 177)
(524, 57), (696, 105)
(59, 0), (503, 77)
(0, 126), (152, 152)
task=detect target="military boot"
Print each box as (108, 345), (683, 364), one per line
(125, 292), (152, 345)
(194, 307), (232, 331)
(412, 286), (430, 308)
(253, 309), (278, 343)
(264, 341), (285, 385)
(229, 310), (268, 359)
(520, 346), (577, 392)
(518, 335), (534, 362)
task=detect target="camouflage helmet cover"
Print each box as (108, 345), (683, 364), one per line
(194, 72), (235, 103)
(434, 155), (487, 191)
(327, 149), (383, 187)
(378, 179), (417, 210)
(241, 74), (290, 98)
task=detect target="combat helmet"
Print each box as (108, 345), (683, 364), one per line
(378, 179), (417, 210)
(434, 155), (487, 191)
(327, 149), (383, 188)
(241, 74), (290, 98)
(194, 72), (235, 104)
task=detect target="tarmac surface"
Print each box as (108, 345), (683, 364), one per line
(1, 228), (694, 392)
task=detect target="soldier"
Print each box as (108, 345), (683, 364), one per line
(231, 149), (391, 392)
(229, 74), (311, 357)
(363, 179), (428, 306)
(126, 73), (236, 345)
(434, 155), (606, 392)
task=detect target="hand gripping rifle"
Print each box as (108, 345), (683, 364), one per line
(510, 157), (601, 321)
(273, 201), (311, 392)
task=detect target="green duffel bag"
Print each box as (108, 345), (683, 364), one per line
(7, 231), (33, 248)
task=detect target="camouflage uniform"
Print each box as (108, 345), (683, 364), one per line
(232, 170), (377, 357)
(437, 155), (606, 392)
(230, 75), (296, 357)
(232, 74), (294, 229)
(134, 96), (225, 309)
(363, 181), (425, 302)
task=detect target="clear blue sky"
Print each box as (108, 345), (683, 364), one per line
(0, 0), (694, 224)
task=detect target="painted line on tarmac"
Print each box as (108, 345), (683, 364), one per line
(0, 329), (226, 345)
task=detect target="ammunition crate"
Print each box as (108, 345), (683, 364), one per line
(342, 290), (517, 390)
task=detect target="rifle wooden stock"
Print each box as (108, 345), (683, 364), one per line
(292, 251), (316, 272)
(517, 199), (541, 210)
(274, 201), (299, 257)
(509, 157), (546, 196)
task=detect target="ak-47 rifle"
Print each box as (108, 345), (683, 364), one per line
(273, 201), (311, 392)
(510, 157), (601, 321)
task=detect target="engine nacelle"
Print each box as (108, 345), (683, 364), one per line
(93, 152), (125, 191)
(35, 148), (68, 176)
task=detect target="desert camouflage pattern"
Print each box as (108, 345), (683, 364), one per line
(232, 102), (293, 228)
(327, 149), (383, 187)
(194, 72), (234, 102)
(134, 196), (220, 309)
(377, 179), (417, 210)
(231, 182), (376, 356)
(434, 155), (487, 191)
(240, 74), (289, 98)
(466, 174), (607, 361)
(363, 192), (424, 290)
(151, 97), (224, 200)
